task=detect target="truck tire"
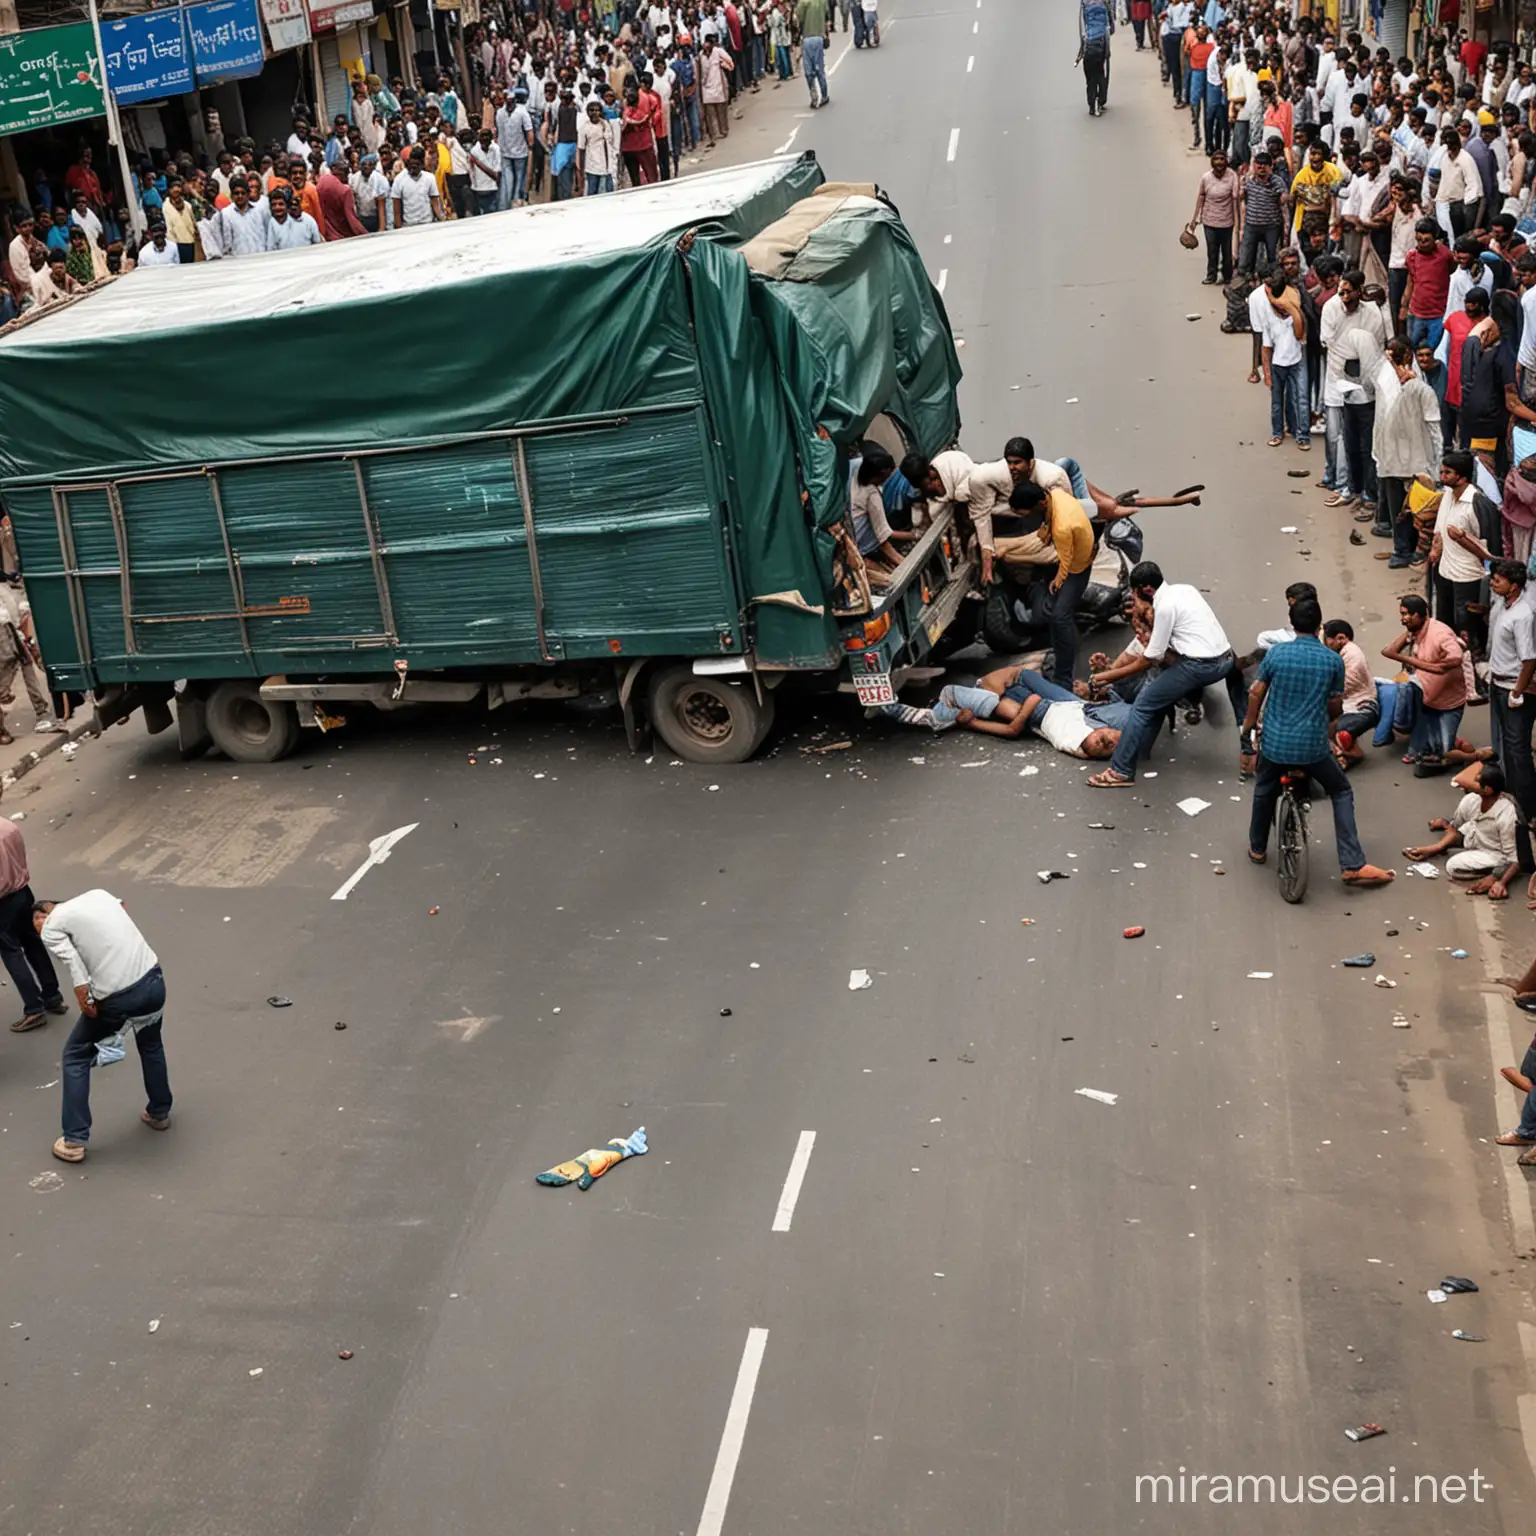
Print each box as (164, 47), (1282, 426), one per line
(648, 666), (774, 764)
(205, 681), (301, 763)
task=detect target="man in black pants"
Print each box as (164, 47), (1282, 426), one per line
(0, 819), (65, 1033)
(1078, 0), (1113, 117)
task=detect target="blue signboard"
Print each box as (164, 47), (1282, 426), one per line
(186, 0), (264, 85)
(102, 9), (193, 105)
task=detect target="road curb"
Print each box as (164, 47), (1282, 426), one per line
(0, 712), (100, 799)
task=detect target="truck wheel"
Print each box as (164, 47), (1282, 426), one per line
(205, 681), (301, 763)
(648, 666), (773, 764)
(980, 588), (1035, 654)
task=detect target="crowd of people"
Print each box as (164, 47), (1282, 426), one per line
(1, 0), (865, 319)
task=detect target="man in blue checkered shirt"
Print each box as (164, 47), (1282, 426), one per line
(1242, 596), (1395, 886)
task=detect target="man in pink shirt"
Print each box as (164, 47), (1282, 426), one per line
(1324, 618), (1378, 765)
(1382, 594), (1468, 770)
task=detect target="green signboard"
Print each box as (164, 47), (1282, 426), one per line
(0, 24), (105, 139)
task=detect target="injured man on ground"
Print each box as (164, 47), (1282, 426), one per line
(884, 666), (1129, 758)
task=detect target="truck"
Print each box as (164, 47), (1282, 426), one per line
(0, 153), (967, 765)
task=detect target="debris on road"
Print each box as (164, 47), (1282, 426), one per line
(1176, 797), (1211, 816)
(1440, 1275), (1479, 1293)
(1426, 1289), (1449, 1304)
(428, 906), (439, 916)
(849, 969), (873, 990)
(1373, 975), (1397, 989)
(1406, 863), (1439, 878)
(266, 995), (292, 1008)
(1452, 1330), (1486, 1342)
(1019, 765), (1040, 777)
(1087, 821), (1113, 829)
(1391, 1013), (1410, 1028)
(8, 811), (23, 821)
(1342, 954), (1375, 967)
(1345, 1424), (1386, 1442)
(536, 1126), (648, 1190)
(1279, 525), (1299, 534)
(720, 1007), (733, 1016)
(335, 1021), (348, 1030)
(148, 1318), (160, 1334)
(1286, 469), (1310, 478)
(249, 1367), (264, 1377)
(1451, 949), (1468, 959)
(1247, 971), (1274, 979)
(1123, 927), (1145, 939)
(1037, 870), (1070, 883)
(801, 741), (853, 755)
(1075, 1087), (1118, 1106)
(1020, 917), (1037, 926)
(338, 1349), (355, 1359)
(29, 1171), (63, 1192)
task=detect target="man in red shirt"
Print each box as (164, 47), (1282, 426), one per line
(1440, 283), (1487, 447)
(63, 149), (105, 215)
(1401, 218), (1453, 352)
(1460, 34), (1487, 85)
(619, 83), (659, 185)
(317, 159), (366, 240)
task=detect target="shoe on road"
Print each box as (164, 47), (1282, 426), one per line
(52, 1137), (85, 1162)
(1496, 1130), (1536, 1145)
(141, 1110), (171, 1131)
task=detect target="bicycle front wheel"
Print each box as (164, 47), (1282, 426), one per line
(1276, 791), (1309, 904)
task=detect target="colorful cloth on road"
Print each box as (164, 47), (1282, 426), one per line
(537, 1126), (648, 1189)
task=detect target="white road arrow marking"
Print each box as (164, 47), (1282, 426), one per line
(330, 823), (419, 901)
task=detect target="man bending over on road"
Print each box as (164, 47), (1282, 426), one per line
(1403, 761), (1520, 896)
(1086, 561), (1248, 787)
(37, 890), (172, 1164)
(883, 666), (1128, 757)
(1242, 596), (1396, 886)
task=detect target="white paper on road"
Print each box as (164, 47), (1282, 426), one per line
(1176, 797), (1211, 816)
(330, 823), (420, 901)
(1247, 971), (1274, 979)
(848, 969), (872, 991)
(1075, 1087), (1118, 1106)
(1408, 862), (1439, 878)
(1427, 1289), (1449, 1304)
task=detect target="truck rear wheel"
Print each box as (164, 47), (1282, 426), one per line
(648, 666), (774, 764)
(205, 681), (301, 763)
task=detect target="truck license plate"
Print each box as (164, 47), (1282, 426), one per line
(855, 672), (895, 707)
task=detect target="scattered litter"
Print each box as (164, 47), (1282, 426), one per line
(1426, 1289), (1449, 1304)
(1406, 863), (1439, 878)
(28, 1171), (63, 1192)
(334, 1021), (348, 1030)
(1386, 928), (1400, 936)
(1061, 1035), (1074, 1041)
(1018, 765), (1040, 777)
(1123, 927), (1145, 939)
(266, 995), (292, 1008)
(961, 760), (991, 768)
(1279, 525), (1299, 534)
(1391, 1013), (1410, 1028)
(148, 1319), (160, 1334)
(1286, 470), (1310, 479)
(848, 969), (873, 991)
(428, 906), (440, 916)
(707, 784), (720, 792)
(1065, 396), (1079, 403)
(1345, 1424), (1386, 1442)
(1075, 1087), (1118, 1106)
(1185, 312), (1201, 321)
(338, 1349), (355, 1360)
(1087, 821), (1113, 829)
(1247, 971), (1273, 980)
(7, 811), (23, 821)
(1143, 771), (1158, 778)
(1451, 949), (1468, 960)
(249, 1367), (264, 1377)
(59, 742), (77, 759)
(1452, 1330), (1486, 1342)
(1341, 954), (1375, 967)
(1020, 918), (1036, 926)
(720, 1007), (733, 1017)
(1373, 975), (1397, 989)
(1176, 797), (1211, 817)
(1133, 861), (1147, 869)
(801, 740), (853, 755)
(536, 1126), (647, 1190)
(1440, 1275), (1479, 1293)
(1037, 870), (1070, 883)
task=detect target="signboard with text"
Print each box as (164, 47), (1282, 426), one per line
(308, 0), (375, 32)
(0, 23), (104, 138)
(102, 9), (194, 105)
(186, 0), (266, 84)
(259, 0), (312, 53)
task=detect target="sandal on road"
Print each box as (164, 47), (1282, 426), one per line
(1248, 848), (1268, 865)
(1496, 1131), (1536, 1146)
(1087, 768), (1136, 789)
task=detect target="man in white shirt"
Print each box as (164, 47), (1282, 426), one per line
(577, 100), (621, 193)
(467, 127), (502, 214)
(1163, 0), (1193, 104)
(1320, 271), (1388, 506)
(285, 117), (311, 157)
(351, 152), (390, 231)
(265, 190), (322, 249)
(213, 176), (271, 257)
(496, 88), (534, 208)
(68, 191), (104, 250)
(392, 149), (443, 225)
(37, 889), (170, 1163)
(1404, 766), (1520, 884)
(1251, 272), (1309, 448)
(1088, 560), (1246, 786)
(135, 224), (181, 267)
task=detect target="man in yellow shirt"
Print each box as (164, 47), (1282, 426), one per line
(1007, 479), (1096, 685)
(1289, 139), (1342, 238)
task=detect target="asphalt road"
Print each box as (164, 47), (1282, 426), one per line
(4, 7), (1536, 1535)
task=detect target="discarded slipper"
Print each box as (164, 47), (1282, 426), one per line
(1440, 1276), (1480, 1293)
(1341, 953), (1375, 967)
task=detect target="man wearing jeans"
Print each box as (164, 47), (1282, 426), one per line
(1236, 151), (1286, 274)
(37, 889), (171, 1165)
(1381, 594), (1468, 769)
(1252, 269), (1309, 448)
(1006, 479), (1096, 685)
(796, 0), (830, 106)
(0, 819), (65, 1034)
(1086, 561), (1248, 787)
(1242, 596), (1395, 885)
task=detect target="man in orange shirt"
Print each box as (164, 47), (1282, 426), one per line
(1188, 24), (1216, 150)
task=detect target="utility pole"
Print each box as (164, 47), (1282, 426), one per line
(85, 0), (145, 241)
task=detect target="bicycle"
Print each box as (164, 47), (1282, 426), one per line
(1275, 768), (1311, 904)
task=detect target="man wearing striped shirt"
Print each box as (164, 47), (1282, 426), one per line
(1237, 151), (1287, 273)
